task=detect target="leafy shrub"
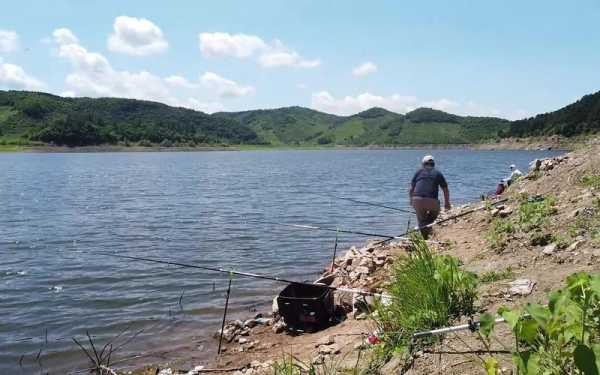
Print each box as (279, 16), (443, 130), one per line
(374, 234), (477, 362)
(518, 195), (557, 231)
(486, 218), (515, 252)
(479, 272), (600, 374)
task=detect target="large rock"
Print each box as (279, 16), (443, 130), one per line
(509, 279), (536, 296)
(542, 243), (557, 255)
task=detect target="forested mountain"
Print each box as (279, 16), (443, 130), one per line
(1, 89), (599, 148)
(0, 91), (258, 146)
(507, 91), (600, 137)
(214, 106), (509, 146)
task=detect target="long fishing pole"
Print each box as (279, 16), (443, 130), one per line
(316, 193), (414, 214)
(412, 317), (506, 338)
(98, 252), (386, 297)
(250, 219), (408, 240)
(374, 198), (509, 246)
(412, 312), (531, 338)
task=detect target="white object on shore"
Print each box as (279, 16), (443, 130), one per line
(509, 279), (536, 296)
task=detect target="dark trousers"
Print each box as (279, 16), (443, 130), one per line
(411, 196), (440, 239)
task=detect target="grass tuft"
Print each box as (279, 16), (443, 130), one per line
(580, 174), (600, 189)
(518, 195), (557, 232)
(480, 267), (514, 283)
(486, 218), (515, 252)
(372, 234), (477, 368)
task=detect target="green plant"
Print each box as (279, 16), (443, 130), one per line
(481, 272), (600, 374)
(580, 174), (600, 190)
(373, 234), (478, 367)
(518, 195), (557, 232)
(271, 352), (304, 375)
(486, 218), (515, 251)
(270, 350), (364, 375)
(480, 267), (514, 283)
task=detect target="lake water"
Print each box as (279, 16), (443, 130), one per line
(0, 149), (562, 373)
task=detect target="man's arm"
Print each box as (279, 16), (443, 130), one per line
(442, 186), (451, 210)
(409, 171), (418, 199)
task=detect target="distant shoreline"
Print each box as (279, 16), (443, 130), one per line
(0, 136), (583, 153)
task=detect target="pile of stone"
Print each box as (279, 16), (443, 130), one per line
(490, 204), (513, 218)
(214, 315), (273, 344)
(157, 365), (205, 375)
(232, 360), (275, 375)
(529, 155), (569, 173)
(329, 242), (400, 289)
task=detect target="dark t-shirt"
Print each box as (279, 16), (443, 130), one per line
(411, 167), (448, 199)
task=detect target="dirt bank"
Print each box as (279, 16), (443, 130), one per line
(122, 142), (600, 375)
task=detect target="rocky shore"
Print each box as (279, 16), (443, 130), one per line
(128, 141), (600, 375)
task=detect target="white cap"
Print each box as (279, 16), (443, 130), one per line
(422, 155), (434, 164)
(510, 164), (516, 169)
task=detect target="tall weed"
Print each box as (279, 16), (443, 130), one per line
(518, 195), (557, 231)
(374, 234), (477, 362)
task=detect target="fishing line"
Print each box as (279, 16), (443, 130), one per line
(98, 252), (388, 298)
(248, 219), (408, 240)
(374, 198), (509, 246)
(314, 192), (415, 214)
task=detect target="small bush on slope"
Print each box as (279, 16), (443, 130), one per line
(373, 233), (478, 365)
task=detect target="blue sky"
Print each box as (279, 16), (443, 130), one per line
(1, 0), (599, 119)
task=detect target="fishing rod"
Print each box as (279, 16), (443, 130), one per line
(374, 198), (510, 246)
(249, 219), (409, 240)
(412, 317), (506, 338)
(316, 193), (415, 214)
(98, 252), (386, 297)
(412, 311), (531, 338)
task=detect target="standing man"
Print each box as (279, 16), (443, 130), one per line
(409, 155), (451, 239)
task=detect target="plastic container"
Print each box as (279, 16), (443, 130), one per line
(277, 283), (335, 331)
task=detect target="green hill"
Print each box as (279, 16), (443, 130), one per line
(215, 106), (510, 146)
(6, 89), (600, 148)
(507, 90), (600, 137)
(0, 91), (258, 146)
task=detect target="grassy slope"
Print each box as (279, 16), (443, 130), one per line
(216, 106), (510, 146)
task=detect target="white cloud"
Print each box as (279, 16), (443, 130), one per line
(311, 91), (420, 116)
(200, 72), (254, 98)
(352, 61), (377, 77)
(165, 75), (199, 89)
(185, 98), (226, 113)
(199, 32), (266, 58)
(0, 30), (19, 53)
(51, 28), (253, 113)
(0, 61), (45, 90)
(311, 91), (510, 118)
(199, 32), (320, 68)
(108, 16), (168, 56)
(53, 28), (79, 45)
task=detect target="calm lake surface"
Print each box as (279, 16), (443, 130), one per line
(0, 149), (562, 373)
